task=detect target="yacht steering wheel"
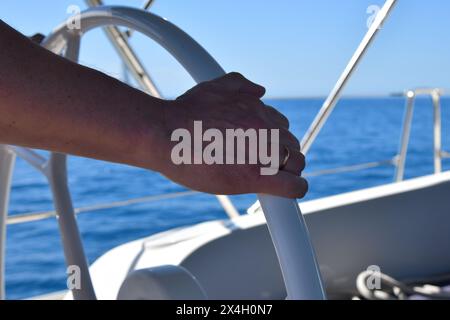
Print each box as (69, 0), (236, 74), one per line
(33, 6), (325, 300)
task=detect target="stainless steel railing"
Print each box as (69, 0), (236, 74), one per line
(7, 142), (448, 227)
(7, 190), (199, 225)
(301, 0), (398, 155)
(3, 159), (395, 226)
(395, 88), (447, 181)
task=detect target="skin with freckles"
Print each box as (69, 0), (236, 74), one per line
(0, 20), (307, 199)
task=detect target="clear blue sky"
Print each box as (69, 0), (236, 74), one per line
(1, 0), (449, 98)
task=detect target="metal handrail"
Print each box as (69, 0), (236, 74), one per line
(395, 90), (415, 182)
(7, 190), (198, 225)
(5, 158), (399, 226)
(304, 158), (396, 178)
(395, 88), (447, 182)
(11, 140), (450, 227)
(301, 0), (398, 155)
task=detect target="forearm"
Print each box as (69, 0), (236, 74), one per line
(0, 20), (166, 171)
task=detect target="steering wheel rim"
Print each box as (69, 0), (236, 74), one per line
(38, 6), (325, 300)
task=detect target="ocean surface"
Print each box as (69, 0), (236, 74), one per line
(4, 97), (450, 299)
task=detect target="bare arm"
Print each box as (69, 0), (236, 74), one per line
(0, 20), (307, 198)
(0, 20), (166, 171)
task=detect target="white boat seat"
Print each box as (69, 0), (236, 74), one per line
(117, 265), (207, 300)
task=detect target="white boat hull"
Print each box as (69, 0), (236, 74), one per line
(66, 171), (450, 300)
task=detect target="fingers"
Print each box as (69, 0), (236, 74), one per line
(279, 128), (300, 151)
(174, 72), (308, 199)
(177, 73), (265, 101)
(255, 144), (307, 198)
(280, 148), (306, 175)
(258, 171), (308, 199)
(213, 72), (266, 98)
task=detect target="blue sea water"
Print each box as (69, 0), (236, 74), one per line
(4, 97), (450, 299)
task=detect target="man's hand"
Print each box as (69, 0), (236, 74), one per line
(0, 20), (306, 199)
(143, 73), (308, 199)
